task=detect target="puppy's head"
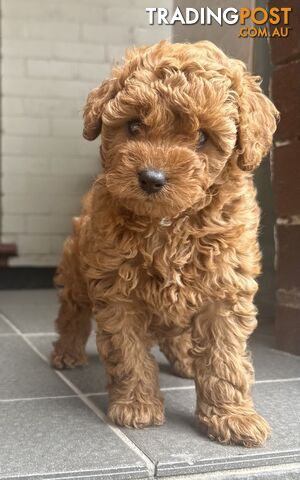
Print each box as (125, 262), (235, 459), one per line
(83, 41), (279, 218)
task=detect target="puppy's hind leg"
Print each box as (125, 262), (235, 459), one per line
(51, 238), (92, 369)
(159, 328), (194, 379)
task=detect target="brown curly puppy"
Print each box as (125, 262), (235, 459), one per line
(51, 41), (279, 447)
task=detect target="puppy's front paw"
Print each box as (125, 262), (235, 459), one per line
(51, 344), (88, 369)
(108, 399), (165, 428)
(199, 411), (271, 447)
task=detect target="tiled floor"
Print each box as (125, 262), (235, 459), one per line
(0, 290), (300, 480)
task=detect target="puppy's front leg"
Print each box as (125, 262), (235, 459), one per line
(95, 303), (165, 428)
(193, 298), (270, 447)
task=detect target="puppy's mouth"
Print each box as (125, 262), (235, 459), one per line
(105, 146), (209, 218)
(106, 175), (208, 220)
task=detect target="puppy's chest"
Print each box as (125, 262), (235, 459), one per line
(122, 228), (204, 316)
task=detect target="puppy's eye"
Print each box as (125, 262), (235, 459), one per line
(128, 119), (143, 136)
(197, 129), (208, 148)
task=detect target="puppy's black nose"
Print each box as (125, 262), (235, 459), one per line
(138, 169), (166, 194)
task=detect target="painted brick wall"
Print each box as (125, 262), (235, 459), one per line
(0, 0), (172, 266)
(173, 0), (255, 66)
(269, 0), (300, 355)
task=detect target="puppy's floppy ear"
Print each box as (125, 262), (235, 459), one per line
(83, 79), (116, 141)
(235, 70), (279, 171)
(192, 42), (279, 171)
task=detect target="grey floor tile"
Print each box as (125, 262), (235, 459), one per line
(30, 334), (194, 394)
(159, 464), (300, 479)
(93, 380), (300, 477)
(30, 334), (108, 394)
(250, 337), (300, 381)
(154, 347), (195, 389)
(0, 336), (72, 399)
(0, 289), (57, 306)
(1, 303), (58, 333)
(155, 336), (300, 386)
(0, 398), (150, 480)
(30, 331), (300, 401)
(0, 316), (15, 334)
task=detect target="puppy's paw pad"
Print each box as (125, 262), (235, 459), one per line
(51, 350), (88, 369)
(200, 412), (271, 447)
(108, 400), (165, 428)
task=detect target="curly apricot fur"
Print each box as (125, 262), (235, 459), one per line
(52, 41), (278, 445)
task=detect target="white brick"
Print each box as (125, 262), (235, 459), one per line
(132, 0), (172, 7)
(50, 156), (99, 176)
(2, 98), (24, 116)
(50, 235), (68, 254)
(77, 138), (101, 156)
(26, 215), (72, 234)
(2, 77), (93, 99)
(27, 59), (78, 80)
(2, 215), (26, 234)
(10, 254), (60, 267)
(2, 135), (46, 156)
(96, 0), (134, 5)
(22, 98), (83, 118)
(18, 234), (52, 255)
(2, 156), (27, 174)
(2, 20), (27, 39)
(2, 174), (29, 194)
(3, 194), (51, 214)
(2, 156), (50, 175)
(52, 42), (105, 63)
(1, 234), (18, 244)
(106, 7), (148, 26)
(28, 157), (50, 174)
(27, 59), (110, 82)
(106, 45), (126, 63)
(133, 26), (172, 45)
(26, 22), (81, 42)
(82, 24), (131, 44)
(2, 135), (96, 157)
(2, 59), (25, 77)
(3, 173), (91, 198)
(3, 20), (80, 42)
(2, 39), (53, 59)
(76, 62), (111, 82)
(2, 117), (50, 136)
(51, 118), (82, 137)
(1, 0), (173, 267)
(3, 191), (83, 216)
(23, 175), (90, 196)
(3, 192), (82, 217)
(3, 0), (104, 24)
(2, 40), (105, 63)
(49, 195), (82, 215)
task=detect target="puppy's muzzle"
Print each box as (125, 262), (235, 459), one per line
(138, 169), (166, 194)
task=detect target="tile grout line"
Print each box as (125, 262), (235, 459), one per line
(159, 462), (300, 480)
(0, 333), (19, 336)
(0, 470), (148, 480)
(0, 392), (109, 403)
(1, 313), (299, 387)
(0, 394), (80, 403)
(3, 376), (300, 404)
(0, 313), (156, 478)
(24, 332), (57, 336)
(255, 377), (300, 384)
